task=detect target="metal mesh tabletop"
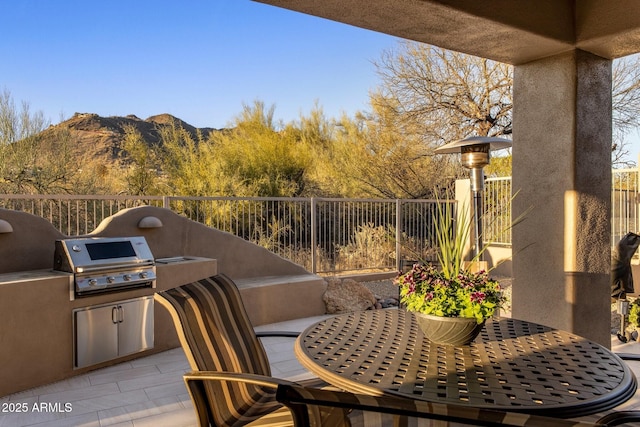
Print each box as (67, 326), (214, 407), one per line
(294, 309), (637, 418)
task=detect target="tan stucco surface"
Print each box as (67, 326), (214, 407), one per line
(0, 207), (325, 396)
(512, 51), (612, 345)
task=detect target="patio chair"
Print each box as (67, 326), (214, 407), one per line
(276, 383), (640, 427)
(155, 274), (345, 427)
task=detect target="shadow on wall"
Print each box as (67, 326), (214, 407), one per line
(483, 246), (513, 277)
(0, 206), (308, 279)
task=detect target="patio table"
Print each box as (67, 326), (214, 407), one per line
(294, 309), (637, 418)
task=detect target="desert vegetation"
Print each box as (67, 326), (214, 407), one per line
(2, 45), (640, 273)
(3, 45), (640, 199)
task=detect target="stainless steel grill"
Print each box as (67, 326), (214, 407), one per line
(53, 236), (156, 298)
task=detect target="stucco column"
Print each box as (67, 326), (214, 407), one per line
(512, 50), (612, 346)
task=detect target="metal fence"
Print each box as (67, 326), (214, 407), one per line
(3, 171), (637, 272)
(0, 194), (448, 274)
(482, 171), (640, 251)
(0, 174), (640, 273)
(613, 169), (639, 246)
(483, 177), (512, 245)
(482, 170), (640, 253)
(165, 196), (449, 274)
(0, 194), (164, 236)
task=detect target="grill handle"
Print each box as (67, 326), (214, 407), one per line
(76, 261), (154, 274)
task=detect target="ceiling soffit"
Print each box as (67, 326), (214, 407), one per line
(254, 0), (640, 64)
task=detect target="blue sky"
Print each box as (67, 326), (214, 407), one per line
(1, 0), (400, 129)
(3, 1), (639, 162)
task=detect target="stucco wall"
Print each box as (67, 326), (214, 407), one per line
(513, 50), (612, 346)
(0, 205), (309, 278)
(0, 206), (323, 397)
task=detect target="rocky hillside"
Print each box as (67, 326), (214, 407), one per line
(39, 112), (221, 165)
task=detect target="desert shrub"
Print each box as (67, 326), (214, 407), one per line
(334, 223), (396, 271)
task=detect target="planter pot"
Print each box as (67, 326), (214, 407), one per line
(413, 312), (485, 346)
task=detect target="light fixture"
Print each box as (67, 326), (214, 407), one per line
(435, 136), (512, 258)
(137, 216), (163, 229)
(0, 219), (13, 233)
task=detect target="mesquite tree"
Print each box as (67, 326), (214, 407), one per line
(372, 42), (640, 167)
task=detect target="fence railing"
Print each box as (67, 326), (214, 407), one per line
(3, 170), (637, 272)
(482, 170), (640, 257)
(483, 177), (512, 245)
(166, 196), (451, 274)
(0, 194), (165, 236)
(613, 168), (639, 244)
(0, 194), (449, 274)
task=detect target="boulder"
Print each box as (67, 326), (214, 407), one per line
(323, 278), (377, 314)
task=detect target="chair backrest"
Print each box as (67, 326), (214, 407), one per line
(155, 274), (278, 426)
(276, 384), (604, 427)
(155, 274), (271, 376)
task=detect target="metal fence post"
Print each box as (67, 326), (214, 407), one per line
(396, 199), (402, 273)
(311, 197), (317, 274)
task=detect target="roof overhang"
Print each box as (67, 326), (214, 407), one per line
(253, 0), (640, 64)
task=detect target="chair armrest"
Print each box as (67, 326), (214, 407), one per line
(596, 410), (640, 426)
(615, 352), (640, 361)
(256, 330), (300, 338)
(185, 372), (346, 426)
(184, 370), (328, 391)
(184, 370), (297, 388)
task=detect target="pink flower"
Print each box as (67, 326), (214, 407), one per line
(470, 291), (486, 303)
(407, 283), (416, 295)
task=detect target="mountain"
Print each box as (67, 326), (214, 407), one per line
(38, 112), (221, 164)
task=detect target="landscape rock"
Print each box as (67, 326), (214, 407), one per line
(379, 297), (399, 308)
(323, 278), (377, 314)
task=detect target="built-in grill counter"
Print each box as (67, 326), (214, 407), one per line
(52, 237), (158, 368)
(0, 235), (218, 395)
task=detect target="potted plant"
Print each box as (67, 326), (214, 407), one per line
(394, 194), (506, 345)
(628, 300), (640, 341)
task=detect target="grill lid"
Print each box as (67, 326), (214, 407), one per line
(54, 236), (156, 298)
(54, 236), (154, 273)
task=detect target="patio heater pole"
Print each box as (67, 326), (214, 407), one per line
(434, 136), (512, 260)
(468, 165), (485, 259)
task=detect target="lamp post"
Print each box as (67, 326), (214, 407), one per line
(434, 136), (512, 259)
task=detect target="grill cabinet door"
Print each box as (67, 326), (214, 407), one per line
(117, 296), (154, 356)
(74, 296), (154, 369)
(75, 305), (119, 368)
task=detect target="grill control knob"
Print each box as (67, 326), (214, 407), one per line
(89, 279), (97, 286)
(106, 276), (116, 283)
(139, 272), (148, 279)
(123, 274), (132, 281)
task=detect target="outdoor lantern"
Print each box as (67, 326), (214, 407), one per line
(434, 136), (512, 259)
